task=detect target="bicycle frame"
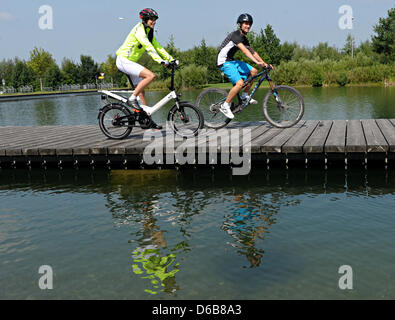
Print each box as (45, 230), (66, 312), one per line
(237, 68), (275, 107)
(98, 62), (181, 116)
(99, 89), (178, 116)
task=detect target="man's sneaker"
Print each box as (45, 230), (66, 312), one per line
(219, 103), (234, 119)
(150, 121), (163, 130)
(127, 99), (142, 111)
(242, 96), (258, 105)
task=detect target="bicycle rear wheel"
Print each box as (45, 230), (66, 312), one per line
(196, 88), (232, 129)
(263, 85), (304, 128)
(168, 102), (204, 137)
(98, 103), (133, 139)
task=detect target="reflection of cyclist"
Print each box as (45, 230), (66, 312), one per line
(217, 14), (272, 119)
(116, 8), (175, 129)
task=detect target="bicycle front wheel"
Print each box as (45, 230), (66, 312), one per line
(263, 85), (304, 128)
(168, 102), (204, 138)
(98, 103), (133, 139)
(196, 88), (232, 129)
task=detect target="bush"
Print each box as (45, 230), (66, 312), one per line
(336, 72), (348, 86)
(178, 64), (207, 89)
(310, 67), (324, 87)
(272, 61), (300, 85)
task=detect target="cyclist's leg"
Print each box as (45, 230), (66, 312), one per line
(133, 68), (156, 103)
(116, 56), (147, 104)
(236, 61), (256, 94)
(220, 61), (244, 103)
(226, 79), (244, 103)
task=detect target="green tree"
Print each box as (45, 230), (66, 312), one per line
(371, 7), (395, 63)
(261, 25), (281, 65)
(0, 59), (15, 88)
(313, 42), (340, 60)
(11, 59), (35, 88)
(61, 58), (79, 84)
(342, 34), (356, 58)
(44, 63), (63, 88)
(27, 47), (55, 91)
(78, 55), (99, 84)
(100, 54), (119, 85)
(280, 41), (298, 62)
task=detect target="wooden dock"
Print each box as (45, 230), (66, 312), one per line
(0, 119), (395, 169)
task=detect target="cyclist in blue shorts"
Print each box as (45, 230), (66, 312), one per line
(217, 14), (273, 119)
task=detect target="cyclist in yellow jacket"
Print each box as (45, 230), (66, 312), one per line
(116, 8), (174, 129)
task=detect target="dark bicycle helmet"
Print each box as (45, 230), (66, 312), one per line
(139, 8), (159, 21)
(237, 13), (253, 25)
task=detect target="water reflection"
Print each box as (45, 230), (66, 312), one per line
(33, 100), (58, 125)
(0, 167), (394, 298)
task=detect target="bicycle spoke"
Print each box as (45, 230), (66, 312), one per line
(263, 86), (304, 128)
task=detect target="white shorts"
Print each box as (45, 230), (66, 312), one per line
(116, 55), (144, 87)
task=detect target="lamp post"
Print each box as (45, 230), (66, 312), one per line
(351, 17), (355, 59)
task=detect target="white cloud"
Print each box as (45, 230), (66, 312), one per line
(0, 12), (14, 22)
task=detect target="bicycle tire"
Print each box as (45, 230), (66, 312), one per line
(263, 85), (304, 128)
(196, 88), (232, 129)
(168, 102), (204, 137)
(98, 103), (133, 139)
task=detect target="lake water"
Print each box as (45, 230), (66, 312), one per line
(0, 86), (395, 299)
(0, 86), (394, 126)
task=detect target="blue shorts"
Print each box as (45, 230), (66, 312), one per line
(220, 61), (253, 85)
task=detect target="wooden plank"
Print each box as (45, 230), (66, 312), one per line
(0, 126), (59, 147)
(346, 120), (366, 153)
(251, 126), (283, 153)
(361, 119), (388, 153)
(303, 120), (333, 153)
(325, 120), (347, 153)
(376, 119), (395, 152)
(25, 127), (99, 156)
(261, 121), (306, 153)
(2, 127), (65, 156)
(283, 120), (320, 153)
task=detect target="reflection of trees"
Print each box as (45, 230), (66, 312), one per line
(34, 99), (58, 126)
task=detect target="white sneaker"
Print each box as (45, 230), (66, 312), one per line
(219, 103), (234, 119)
(243, 96), (258, 105)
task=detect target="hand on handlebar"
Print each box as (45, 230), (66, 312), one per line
(264, 64), (274, 70)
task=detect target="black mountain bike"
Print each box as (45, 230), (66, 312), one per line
(98, 60), (204, 139)
(196, 66), (304, 129)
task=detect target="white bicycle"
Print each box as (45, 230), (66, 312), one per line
(97, 60), (204, 139)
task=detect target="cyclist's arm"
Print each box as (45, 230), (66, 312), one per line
(152, 37), (174, 62)
(248, 47), (264, 63)
(237, 43), (265, 67)
(247, 46), (273, 69)
(135, 26), (165, 64)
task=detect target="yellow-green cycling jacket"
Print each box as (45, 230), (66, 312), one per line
(116, 22), (173, 64)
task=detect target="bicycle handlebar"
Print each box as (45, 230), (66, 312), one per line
(263, 65), (273, 71)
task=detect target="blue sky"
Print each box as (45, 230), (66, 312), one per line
(0, 0), (394, 64)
